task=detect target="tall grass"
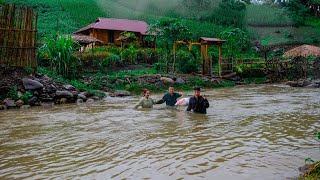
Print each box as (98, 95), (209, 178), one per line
(246, 4), (293, 26)
(40, 35), (80, 78)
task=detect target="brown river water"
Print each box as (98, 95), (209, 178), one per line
(0, 84), (319, 179)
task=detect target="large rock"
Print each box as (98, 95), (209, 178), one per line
(86, 98), (95, 103)
(154, 81), (165, 89)
(286, 81), (299, 87)
(63, 84), (76, 91)
(71, 91), (78, 97)
(76, 99), (84, 104)
(160, 77), (175, 84)
(80, 92), (88, 97)
(306, 83), (320, 88)
(175, 78), (186, 84)
(298, 80), (311, 87)
(77, 93), (87, 101)
(46, 84), (57, 93)
(113, 90), (131, 97)
(91, 96), (100, 101)
(15, 100), (24, 106)
(28, 96), (38, 106)
(22, 78), (43, 90)
(55, 91), (74, 98)
(3, 98), (16, 108)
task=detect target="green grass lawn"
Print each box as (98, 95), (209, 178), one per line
(245, 4), (293, 27)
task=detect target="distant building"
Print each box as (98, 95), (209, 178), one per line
(74, 18), (154, 47)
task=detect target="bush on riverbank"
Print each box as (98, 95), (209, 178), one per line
(298, 132), (320, 179)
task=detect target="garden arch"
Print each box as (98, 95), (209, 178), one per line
(173, 37), (225, 77)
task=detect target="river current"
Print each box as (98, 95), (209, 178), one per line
(0, 84), (319, 179)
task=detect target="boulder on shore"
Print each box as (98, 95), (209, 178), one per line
(86, 98), (95, 103)
(3, 98), (16, 108)
(112, 90), (131, 97)
(175, 77), (186, 85)
(55, 91), (74, 98)
(22, 78), (43, 90)
(77, 93), (87, 101)
(160, 77), (174, 84)
(286, 81), (299, 87)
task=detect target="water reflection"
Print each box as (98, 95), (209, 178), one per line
(0, 84), (319, 179)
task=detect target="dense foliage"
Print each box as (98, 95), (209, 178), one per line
(148, 18), (192, 52)
(39, 35), (80, 78)
(209, 0), (247, 28)
(220, 28), (252, 57)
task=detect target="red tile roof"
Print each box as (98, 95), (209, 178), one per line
(74, 18), (149, 35)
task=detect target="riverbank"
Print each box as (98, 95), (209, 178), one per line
(2, 66), (320, 111)
(0, 67), (237, 110)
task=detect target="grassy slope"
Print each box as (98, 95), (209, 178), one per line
(245, 4), (320, 46)
(4, 0), (107, 38)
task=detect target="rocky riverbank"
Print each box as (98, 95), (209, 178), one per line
(0, 67), (230, 110)
(0, 72), (104, 110)
(2, 66), (320, 111)
(286, 79), (320, 88)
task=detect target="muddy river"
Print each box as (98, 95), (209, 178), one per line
(0, 84), (319, 179)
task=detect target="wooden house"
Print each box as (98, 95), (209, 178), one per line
(74, 18), (154, 47)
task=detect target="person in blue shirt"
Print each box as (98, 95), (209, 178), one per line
(187, 86), (209, 114)
(161, 85), (183, 106)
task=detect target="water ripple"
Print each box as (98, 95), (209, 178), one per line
(0, 85), (319, 179)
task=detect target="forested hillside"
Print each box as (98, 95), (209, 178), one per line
(3, 0), (320, 49)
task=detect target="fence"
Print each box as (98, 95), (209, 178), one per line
(0, 3), (38, 68)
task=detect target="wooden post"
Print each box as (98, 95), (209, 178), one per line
(210, 55), (213, 77)
(173, 42), (176, 73)
(218, 44), (222, 77)
(250, 58), (252, 78)
(285, 61), (288, 78)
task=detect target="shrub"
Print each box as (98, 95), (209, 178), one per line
(0, 86), (18, 101)
(176, 51), (199, 74)
(74, 52), (111, 66)
(188, 77), (207, 87)
(102, 53), (120, 67)
(121, 46), (139, 64)
(20, 91), (33, 104)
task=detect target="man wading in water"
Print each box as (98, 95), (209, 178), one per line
(187, 86), (209, 114)
(134, 89), (162, 109)
(160, 85), (183, 106)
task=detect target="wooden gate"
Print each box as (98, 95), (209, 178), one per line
(0, 3), (38, 68)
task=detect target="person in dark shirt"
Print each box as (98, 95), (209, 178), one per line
(187, 86), (209, 114)
(161, 85), (183, 106)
